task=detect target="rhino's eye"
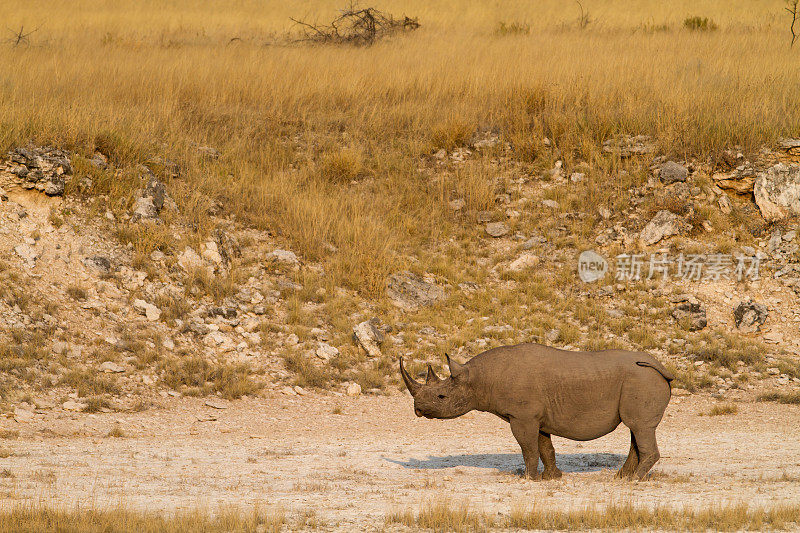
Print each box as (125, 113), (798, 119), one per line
(438, 394), (446, 399)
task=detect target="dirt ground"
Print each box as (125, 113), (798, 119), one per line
(1, 393), (799, 530)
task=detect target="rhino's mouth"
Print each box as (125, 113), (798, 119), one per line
(415, 408), (460, 420)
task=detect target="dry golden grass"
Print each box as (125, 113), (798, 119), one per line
(0, 505), (285, 533)
(2, 0), (799, 297)
(506, 501), (800, 531)
(704, 402), (740, 416)
(387, 499), (495, 532)
(157, 355), (261, 399)
(387, 498), (800, 532)
(759, 390), (800, 404)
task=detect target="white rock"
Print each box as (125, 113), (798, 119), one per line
(346, 382), (362, 396)
(133, 299), (161, 321)
(132, 196), (158, 219)
(640, 210), (680, 245)
(353, 321), (382, 357)
(485, 222), (509, 238)
(13, 407), (34, 423)
(52, 341), (69, 354)
(162, 337), (175, 350)
(293, 385), (307, 396)
(267, 249), (299, 265)
(99, 361), (125, 373)
(14, 243), (38, 265)
(541, 199), (559, 209)
(718, 195), (732, 214)
(62, 400), (87, 411)
(205, 331), (233, 350)
(316, 343), (339, 361)
(508, 252), (539, 272)
(119, 267), (147, 290)
(204, 399), (229, 409)
(178, 247), (205, 272)
(201, 240), (224, 264)
(754, 163), (800, 221)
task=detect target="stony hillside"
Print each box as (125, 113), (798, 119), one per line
(1, 138), (800, 419)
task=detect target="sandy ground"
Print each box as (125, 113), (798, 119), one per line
(1, 393), (799, 529)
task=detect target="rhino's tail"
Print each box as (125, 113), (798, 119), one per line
(636, 360), (675, 383)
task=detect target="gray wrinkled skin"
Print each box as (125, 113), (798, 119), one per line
(400, 343), (673, 480)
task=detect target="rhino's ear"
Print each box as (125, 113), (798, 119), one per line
(446, 353), (467, 380)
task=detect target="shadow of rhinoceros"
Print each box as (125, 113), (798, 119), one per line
(384, 452), (625, 473)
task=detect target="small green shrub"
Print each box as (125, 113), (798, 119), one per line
(683, 16), (717, 31)
(494, 21), (530, 36)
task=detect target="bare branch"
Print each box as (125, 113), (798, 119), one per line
(787, 0), (799, 47)
(6, 25), (40, 46)
(289, 4), (419, 46)
(575, 1), (592, 30)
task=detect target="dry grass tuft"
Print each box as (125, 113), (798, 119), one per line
(704, 402), (739, 416)
(105, 424), (126, 438)
(758, 391), (800, 404)
(0, 505), (285, 533)
(506, 501), (800, 531)
(158, 356), (261, 399)
(387, 499), (800, 531)
(387, 499), (495, 532)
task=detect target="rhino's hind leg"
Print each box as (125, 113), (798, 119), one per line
(616, 431), (639, 478)
(629, 427), (660, 480)
(510, 418), (541, 479)
(619, 364), (669, 480)
(538, 432), (563, 480)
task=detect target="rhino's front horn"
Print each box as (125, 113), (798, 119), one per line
(399, 357), (422, 396)
(426, 364), (441, 384)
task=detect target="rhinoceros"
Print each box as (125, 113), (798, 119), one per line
(399, 343), (673, 480)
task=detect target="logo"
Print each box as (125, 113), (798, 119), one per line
(578, 250), (608, 283)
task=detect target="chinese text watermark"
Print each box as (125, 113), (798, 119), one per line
(578, 250), (760, 283)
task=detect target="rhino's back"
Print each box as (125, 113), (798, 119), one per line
(469, 343), (639, 385)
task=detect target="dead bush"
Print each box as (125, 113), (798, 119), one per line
(291, 5), (419, 46)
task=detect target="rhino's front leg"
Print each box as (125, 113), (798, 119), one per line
(510, 417), (541, 479)
(538, 432), (563, 480)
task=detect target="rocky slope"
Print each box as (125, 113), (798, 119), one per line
(1, 139), (800, 420)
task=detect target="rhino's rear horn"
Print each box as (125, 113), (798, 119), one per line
(426, 364), (441, 384)
(446, 353), (466, 378)
(399, 357), (422, 396)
